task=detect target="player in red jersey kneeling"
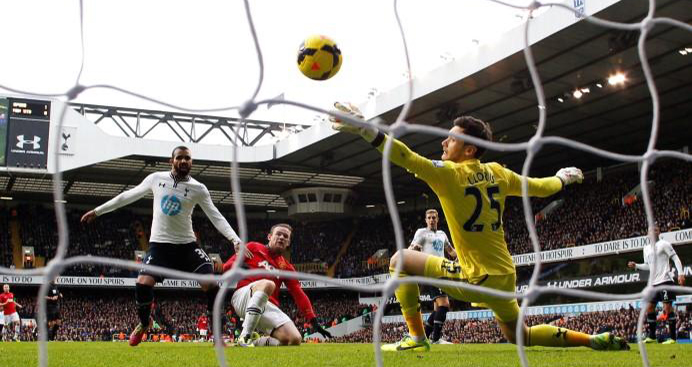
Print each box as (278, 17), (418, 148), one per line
(222, 224), (331, 347)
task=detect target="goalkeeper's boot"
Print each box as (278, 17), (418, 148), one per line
(235, 332), (260, 347)
(128, 320), (151, 347)
(591, 332), (630, 351)
(662, 339), (676, 345)
(381, 335), (431, 352)
(642, 337), (657, 344)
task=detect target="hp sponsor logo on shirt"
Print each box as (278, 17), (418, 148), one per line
(433, 239), (444, 252)
(160, 195), (182, 216)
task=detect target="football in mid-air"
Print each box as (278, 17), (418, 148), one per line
(297, 35), (342, 81)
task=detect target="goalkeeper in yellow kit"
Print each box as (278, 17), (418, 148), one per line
(331, 103), (629, 352)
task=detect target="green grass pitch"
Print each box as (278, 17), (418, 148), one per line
(0, 342), (689, 367)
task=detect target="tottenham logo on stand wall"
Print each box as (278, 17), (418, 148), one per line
(59, 126), (77, 156)
(16, 135), (41, 150)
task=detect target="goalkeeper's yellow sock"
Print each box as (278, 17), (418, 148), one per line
(527, 324), (591, 347)
(392, 271), (425, 341)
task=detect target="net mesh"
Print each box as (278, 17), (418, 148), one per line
(1, 0), (691, 366)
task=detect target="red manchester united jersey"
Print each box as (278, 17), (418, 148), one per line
(0, 292), (17, 315)
(223, 242), (316, 320)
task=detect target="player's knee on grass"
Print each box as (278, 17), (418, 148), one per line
(286, 333), (302, 346)
(272, 323), (302, 346)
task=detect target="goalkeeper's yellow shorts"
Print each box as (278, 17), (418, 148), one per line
(424, 255), (520, 323)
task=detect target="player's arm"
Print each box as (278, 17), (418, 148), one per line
(663, 242), (685, 285)
(81, 173), (155, 223)
(221, 254), (236, 273)
(409, 229), (423, 251)
(627, 260), (649, 271)
(505, 166), (583, 198)
(284, 266), (331, 338)
(330, 102), (448, 186)
(221, 243), (259, 272)
(197, 185), (241, 246)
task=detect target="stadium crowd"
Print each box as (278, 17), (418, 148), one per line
(0, 207), (11, 268)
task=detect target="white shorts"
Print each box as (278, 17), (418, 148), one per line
(231, 281), (291, 335)
(4, 312), (20, 324)
(199, 329), (208, 336)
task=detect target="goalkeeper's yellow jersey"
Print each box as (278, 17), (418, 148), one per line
(377, 137), (563, 279)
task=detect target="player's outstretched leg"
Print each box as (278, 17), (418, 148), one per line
(381, 250), (433, 352)
(499, 319), (630, 351)
(130, 277), (155, 346)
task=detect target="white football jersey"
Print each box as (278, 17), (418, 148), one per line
(95, 171), (240, 244)
(639, 240), (678, 285)
(411, 228), (451, 258)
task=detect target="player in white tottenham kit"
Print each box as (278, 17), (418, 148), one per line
(409, 209), (457, 344)
(628, 225), (685, 344)
(81, 146), (241, 346)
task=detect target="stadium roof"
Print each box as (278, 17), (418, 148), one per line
(1, 0), (690, 211)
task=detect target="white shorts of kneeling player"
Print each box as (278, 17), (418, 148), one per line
(231, 280), (292, 337)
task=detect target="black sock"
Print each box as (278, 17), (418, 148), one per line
(135, 283), (154, 327)
(667, 312), (677, 340)
(51, 324), (60, 340)
(424, 311), (436, 338)
(47, 324), (54, 341)
(647, 312), (657, 340)
(431, 306), (449, 342)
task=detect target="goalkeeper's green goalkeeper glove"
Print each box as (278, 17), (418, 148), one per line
(310, 318), (332, 339)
